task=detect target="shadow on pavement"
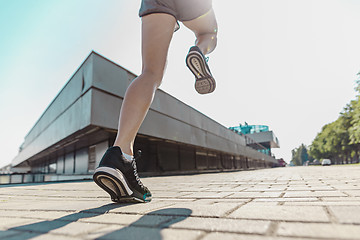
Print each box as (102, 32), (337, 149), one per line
(1, 203), (120, 239)
(0, 204), (192, 240)
(96, 208), (192, 240)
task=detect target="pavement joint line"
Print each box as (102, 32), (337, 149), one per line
(160, 225), (271, 235)
(265, 221), (279, 237)
(195, 231), (208, 240)
(0, 194), (109, 198)
(3, 213), (350, 225)
(221, 193), (234, 198)
(341, 191), (352, 197)
(323, 206), (339, 224)
(1, 209), (77, 213)
(220, 199), (253, 218)
(5, 227), (105, 238)
(12, 220), (283, 237)
(4, 211), (353, 225)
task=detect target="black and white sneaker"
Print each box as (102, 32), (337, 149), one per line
(93, 146), (151, 203)
(186, 46), (216, 94)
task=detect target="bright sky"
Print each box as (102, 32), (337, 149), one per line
(1, 0), (360, 168)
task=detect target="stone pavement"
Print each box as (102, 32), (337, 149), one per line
(0, 165), (360, 240)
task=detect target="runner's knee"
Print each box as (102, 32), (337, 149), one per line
(140, 68), (164, 88)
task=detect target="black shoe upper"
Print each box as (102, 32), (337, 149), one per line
(98, 146), (151, 197)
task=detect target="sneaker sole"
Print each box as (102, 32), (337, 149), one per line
(186, 51), (216, 94)
(93, 167), (145, 203)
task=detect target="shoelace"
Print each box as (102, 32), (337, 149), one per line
(131, 150), (144, 188)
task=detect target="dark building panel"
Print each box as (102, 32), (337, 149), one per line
(179, 146), (196, 171)
(9, 51), (278, 183)
(196, 150), (208, 170)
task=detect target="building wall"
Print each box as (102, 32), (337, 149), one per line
(11, 51), (277, 180)
(26, 134), (275, 178)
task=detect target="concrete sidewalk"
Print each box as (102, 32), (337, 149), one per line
(0, 165), (359, 240)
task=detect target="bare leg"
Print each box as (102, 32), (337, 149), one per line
(182, 9), (218, 55)
(113, 14), (176, 155)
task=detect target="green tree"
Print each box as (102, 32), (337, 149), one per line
(309, 71), (360, 164)
(291, 144), (309, 166)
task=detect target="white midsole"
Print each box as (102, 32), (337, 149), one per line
(95, 167), (133, 195)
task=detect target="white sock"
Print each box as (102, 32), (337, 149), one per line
(123, 152), (133, 162)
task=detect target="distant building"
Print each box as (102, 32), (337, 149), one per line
(6, 52), (278, 184)
(229, 123), (280, 157)
(0, 164), (11, 174)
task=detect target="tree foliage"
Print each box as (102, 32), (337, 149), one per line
(309, 73), (360, 164)
(291, 144), (309, 166)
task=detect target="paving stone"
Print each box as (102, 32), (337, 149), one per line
(6, 219), (83, 235)
(344, 190), (360, 196)
(253, 197), (319, 202)
(81, 212), (174, 227)
(202, 232), (306, 240)
(244, 187), (287, 192)
(242, 202), (280, 207)
(1, 199), (109, 211)
(86, 225), (204, 240)
(226, 192), (282, 198)
(149, 191), (192, 198)
(191, 198), (248, 204)
(329, 206), (360, 224)
(0, 210), (36, 218)
(0, 230), (24, 239)
(284, 191), (347, 198)
(320, 197), (360, 202)
(286, 187), (312, 191)
(168, 217), (270, 234)
(204, 186), (245, 191)
(229, 205), (329, 222)
(331, 184), (360, 190)
(155, 198), (196, 202)
(154, 202), (240, 217)
(277, 222), (360, 239)
(177, 191), (233, 199)
(36, 211), (96, 221)
(284, 201), (360, 206)
(49, 221), (106, 236)
(0, 217), (40, 230)
(0, 231), (41, 240)
(108, 201), (176, 214)
(30, 233), (84, 240)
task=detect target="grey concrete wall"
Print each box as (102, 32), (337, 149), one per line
(12, 90), (93, 166)
(246, 131), (280, 148)
(89, 53), (256, 160)
(12, 51), (277, 168)
(21, 55), (94, 149)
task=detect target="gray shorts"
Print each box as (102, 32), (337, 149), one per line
(139, 0), (212, 21)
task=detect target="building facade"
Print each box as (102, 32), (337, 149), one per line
(229, 123), (280, 156)
(6, 52), (278, 184)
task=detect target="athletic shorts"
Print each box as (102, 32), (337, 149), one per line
(139, 0), (212, 22)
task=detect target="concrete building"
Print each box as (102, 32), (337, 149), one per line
(0, 164), (11, 174)
(7, 52), (278, 184)
(229, 123), (280, 156)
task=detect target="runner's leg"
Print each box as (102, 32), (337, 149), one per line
(182, 9), (218, 55)
(113, 13), (176, 155)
